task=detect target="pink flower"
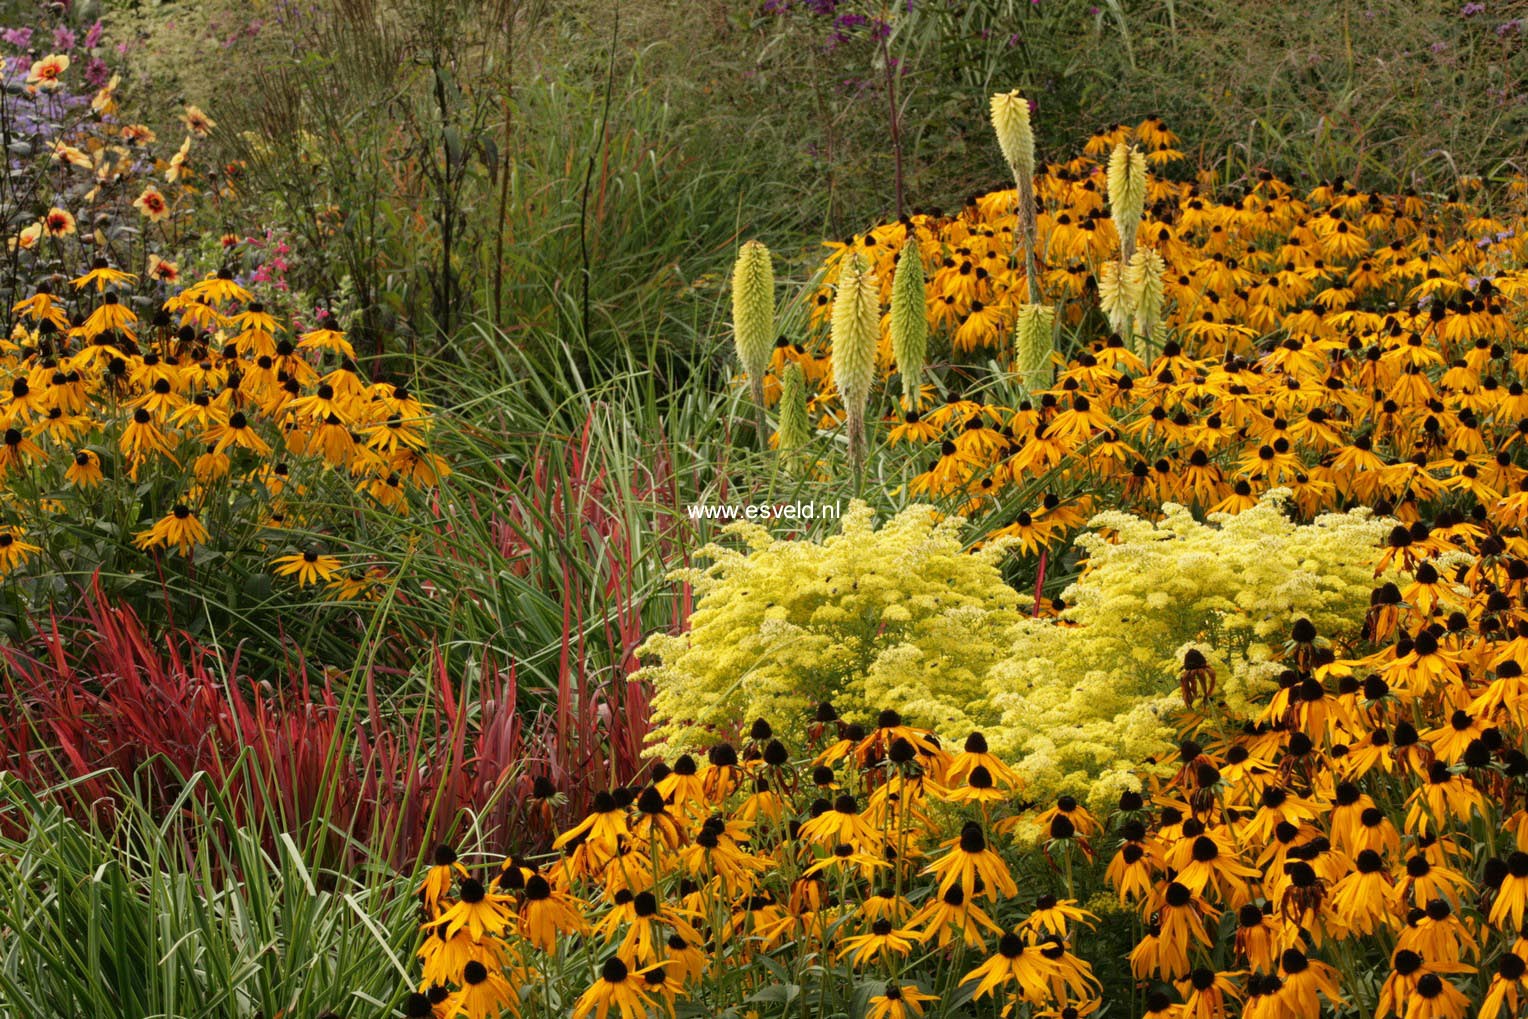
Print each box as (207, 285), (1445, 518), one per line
(84, 20), (103, 50)
(52, 26), (76, 51)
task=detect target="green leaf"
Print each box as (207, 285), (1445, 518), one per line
(746, 983), (800, 1005)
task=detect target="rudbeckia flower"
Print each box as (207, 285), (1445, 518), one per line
(923, 822), (1018, 899)
(0, 527), (40, 572)
(867, 982), (938, 1019)
(448, 960), (519, 1019)
(272, 548), (342, 586)
(570, 956), (653, 1019)
(64, 449), (104, 488)
(132, 504), (208, 556)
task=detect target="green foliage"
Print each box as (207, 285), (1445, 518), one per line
(0, 774), (418, 1019)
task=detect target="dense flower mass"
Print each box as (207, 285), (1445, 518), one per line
(640, 501), (1023, 757)
(2, 267), (444, 590)
(401, 99), (1528, 1017)
(410, 488), (1528, 1017)
(10, 9), (1528, 1014)
(0, 46), (445, 598)
(759, 117), (1528, 556)
(988, 490), (1399, 807)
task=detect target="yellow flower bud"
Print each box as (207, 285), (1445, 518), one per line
(777, 360), (810, 460)
(831, 254), (879, 416)
(990, 91), (1035, 184)
(1107, 143), (1147, 262)
(1097, 260), (1132, 337)
(731, 240), (775, 383)
(1013, 303), (1055, 395)
(889, 241), (927, 405)
(1125, 247), (1167, 355)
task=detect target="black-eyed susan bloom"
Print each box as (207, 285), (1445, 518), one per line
(908, 881), (1004, 949)
(0, 527), (40, 573)
(416, 925), (509, 989)
(64, 449), (104, 488)
(447, 959), (519, 1019)
(961, 930), (1062, 1005)
(0, 428), (44, 475)
(518, 873), (589, 953)
(571, 957), (654, 1019)
(432, 878), (513, 941)
(867, 982), (938, 1019)
(925, 822), (1018, 899)
(837, 917), (916, 968)
(418, 843), (468, 908)
(71, 258), (138, 293)
(271, 549), (342, 587)
(133, 504), (208, 556)
(1481, 951), (1528, 1019)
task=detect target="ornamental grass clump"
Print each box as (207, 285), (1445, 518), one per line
(985, 489), (1396, 808)
(640, 500), (1023, 757)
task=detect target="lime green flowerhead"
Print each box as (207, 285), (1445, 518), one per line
(830, 253), (880, 416)
(731, 240), (775, 384)
(889, 240), (927, 403)
(990, 90), (1035, 184)
(641, 501), (1023, 757)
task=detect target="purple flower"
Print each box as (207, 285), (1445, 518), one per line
(1007, 32), (1021, 47)
(835, 12), (869, 29)
(2, 27), (33, 48)
(1460, 2), (1486, 14)
(84, 56), (109, 87)
(52, 26), (76, 51)
(1429, 40), (1448, 52)
(84, 20), (104, 50)
(1499, 18), (1522, 34)
(870, 16), (890, 40)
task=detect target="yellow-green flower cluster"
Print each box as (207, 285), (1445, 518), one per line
(986, 489), (1396, 809)
(641, 501), (1022, 756)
